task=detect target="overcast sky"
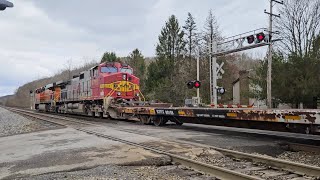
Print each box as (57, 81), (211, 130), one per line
(0, 0), (270, 96)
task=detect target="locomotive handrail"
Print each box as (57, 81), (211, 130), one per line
(138, 89), (146, 102)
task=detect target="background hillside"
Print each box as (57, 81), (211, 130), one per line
(1, 53), (257, 108)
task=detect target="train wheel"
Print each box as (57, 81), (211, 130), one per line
(305, 126), (312, 134)
(172, 118), (183, 126)
(140, 115), (151, 125)
(305, 127), (310, 134)
(175, 121), (183, 126)
(153, 116), (164, 126)
(99, 112), (103, 119)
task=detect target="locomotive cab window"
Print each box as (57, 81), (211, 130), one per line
(101, 66), (118, 73)
(92, 68), (98, 77)
(120, 68), (132, 74)
(90, 66), (98, 77)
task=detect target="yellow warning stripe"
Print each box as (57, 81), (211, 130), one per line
(100, 81), (139, 92)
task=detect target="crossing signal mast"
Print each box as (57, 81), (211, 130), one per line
(209, 28), (280, 106)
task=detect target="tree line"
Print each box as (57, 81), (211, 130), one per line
(101, 10), (228, 105)
(253, 0), (320, 108)
(106, 0), (319, 108)
(4, 0), (319, 108)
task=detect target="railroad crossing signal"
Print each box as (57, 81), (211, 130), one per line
(187, 80), (201, 89)
(209, 28), (281, 106)
(256, 33), (265, 42)
(247, 35), (255, 44)
(216, 62), (224, 80)
(217, 87), (225, 95)
(212, 28), (279, 57)
(246, 32), (267, 44)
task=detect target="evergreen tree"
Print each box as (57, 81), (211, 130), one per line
(145, 15), (186, 104)
(183, 12), (197, 60)
(101, 52), (117, 63)
(253, 35), (320, 108)
(182, 12), (199, 99)
(156, 15), (185, 71)
(127, 49), (146, 91)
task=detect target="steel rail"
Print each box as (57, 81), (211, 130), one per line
(209, 146), (320, 177)
(89, 124), (320, 177)
(6, 107), (320, 178)
(7, 107), (260, 180)
(284, 142), (320, 153)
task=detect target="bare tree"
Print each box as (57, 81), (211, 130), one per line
(275, 0), (320, 57)
(202, 9), (220, 55)
(64, 59), (73, 79)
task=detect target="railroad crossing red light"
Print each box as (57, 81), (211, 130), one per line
(187, 80), (201, 89)
(194, 81), (201, 88)
(256, 32), (265, 42)
(247, 35), (255, 44)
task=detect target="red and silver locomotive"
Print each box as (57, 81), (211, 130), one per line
(32, 62), (143, 117)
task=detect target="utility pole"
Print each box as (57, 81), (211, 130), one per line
(212, 42), (217, 106)
(264, 0), (283, 108)
(209, 40), (218, 106)
(209, 42), (213, 104)
(196, 53), (200, 100)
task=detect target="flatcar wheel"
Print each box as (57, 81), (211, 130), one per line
(99, 112), (103, 119)
(173, 118), (183, 126)
(153, 116), (164, 126)
(305, 126), (310, 134)
(175, 121), (183, 126)
(140, 116), (151, 125)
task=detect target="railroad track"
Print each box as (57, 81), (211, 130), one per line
(6, 107), (320, 180)
(279, 142), (320, 153)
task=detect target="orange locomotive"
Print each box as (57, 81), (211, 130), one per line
(33, 62), (143, 117)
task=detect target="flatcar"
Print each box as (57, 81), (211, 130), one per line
(30, 62), (320, 134)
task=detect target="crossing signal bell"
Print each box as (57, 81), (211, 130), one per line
(187, 80), (201, 89)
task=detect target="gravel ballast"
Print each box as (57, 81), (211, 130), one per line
(278, 151), (320, 167)
(0, 107), (59, 136)
(12, 165), (214, 180)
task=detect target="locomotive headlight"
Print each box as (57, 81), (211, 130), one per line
(122, 74), (127, 80)
(136, 93), (139, 97)
(117, 92), (121, 96)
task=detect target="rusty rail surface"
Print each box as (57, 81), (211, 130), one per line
(7, 107), (259, 180)
(6, 107), (320, 179)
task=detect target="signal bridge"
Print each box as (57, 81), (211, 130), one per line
(208, 28), (281, 106)
(213, 28), (273, 57)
